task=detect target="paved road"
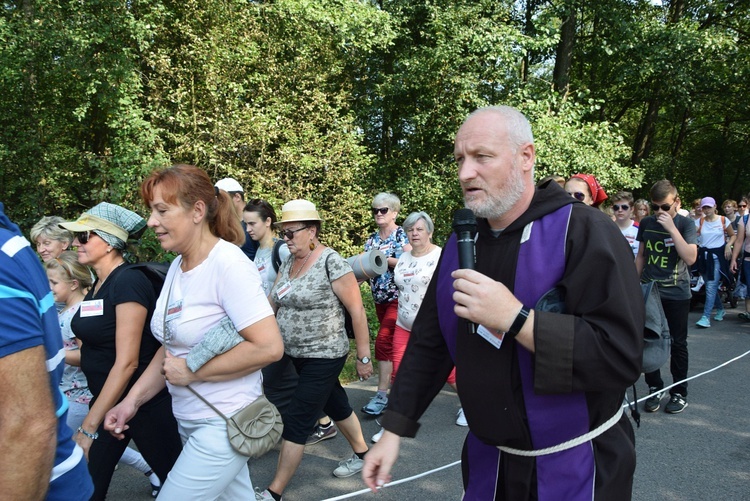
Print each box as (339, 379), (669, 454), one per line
(107, 310), (750, 500)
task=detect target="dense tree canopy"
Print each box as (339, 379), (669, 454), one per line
(1, 0), (748, 254)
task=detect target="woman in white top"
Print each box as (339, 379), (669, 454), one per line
(105, 164), (283, 499)
(371, 212), (463, 443)
(695, 196), (736, 328)
(243, 199), (290, 296)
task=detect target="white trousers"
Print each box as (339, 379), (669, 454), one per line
(158, 415), (253, 500)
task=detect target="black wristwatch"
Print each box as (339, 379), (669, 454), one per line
(506, 307), (531, 339)
(357, 356), (371, 364)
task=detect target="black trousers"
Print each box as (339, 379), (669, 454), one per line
(645, 297), (690, 397)
(87, 389), (182, 501)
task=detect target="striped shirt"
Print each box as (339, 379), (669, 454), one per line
(0, 204), (93, 500)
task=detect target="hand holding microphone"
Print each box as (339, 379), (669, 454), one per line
(452, 209), (478, 335)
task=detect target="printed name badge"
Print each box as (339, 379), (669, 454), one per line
(79, 299), (104, 317)
(276, 281), (293, 300)
(257, 263), (266, 273)
(477, 324), (504, 349)
(166, 300), (183, 322)
(665, 237), (674, 247)
(379, 243), (391, 253)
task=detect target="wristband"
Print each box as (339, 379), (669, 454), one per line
(77, 427), (99, 440)
(506, 307), (530, 338)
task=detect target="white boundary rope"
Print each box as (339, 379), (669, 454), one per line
(320, 347), (750, 501)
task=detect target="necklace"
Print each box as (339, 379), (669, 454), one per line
(93, 261), (125, 297)
(290, 244), (318, 280)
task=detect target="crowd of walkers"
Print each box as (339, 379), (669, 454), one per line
(10, 151), (750, 500)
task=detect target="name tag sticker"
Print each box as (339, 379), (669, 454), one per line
(665, 237), (674, 247)
(379, 243), (391, 253)
(277, 281), (293, 300)
(477, 324), (504, 349)
(257, 263), (266, 273)
(80, 299), (104, 317)
(166, 300), (183, 322)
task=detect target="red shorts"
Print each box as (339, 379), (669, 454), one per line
(374, 301), (398, 361)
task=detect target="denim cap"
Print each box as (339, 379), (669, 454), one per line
(60, 202), (146, 249)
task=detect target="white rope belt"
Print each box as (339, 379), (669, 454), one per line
(497, 405), (623, 457)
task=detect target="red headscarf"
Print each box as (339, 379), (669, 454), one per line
(571, 173), (608, 208)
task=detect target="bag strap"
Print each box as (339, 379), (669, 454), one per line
(160, 267), (230, 423)
(272, 239), (284, 273)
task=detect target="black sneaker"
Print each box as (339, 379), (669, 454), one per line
(644, 387), (663, 412)
(665, 393), (688, 414)
(305, 423), (337, 446)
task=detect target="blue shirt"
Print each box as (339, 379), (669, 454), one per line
(0, 203), (94, 500)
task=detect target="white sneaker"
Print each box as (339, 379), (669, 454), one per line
(455, 408), (468, 427)
(691, 276), (704, 292)
(333, 453), (365, 478)
(371, 427), (385, 443)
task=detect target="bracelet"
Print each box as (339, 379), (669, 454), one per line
(77, 426), (99, 440)
(506, 306), (531, 339)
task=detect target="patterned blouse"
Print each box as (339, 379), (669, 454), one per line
(364, 226), (409, 304)
(59, 304), (92, 404)
(271, 248), (352, 359)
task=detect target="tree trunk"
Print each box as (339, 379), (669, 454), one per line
(553, 4), (577, 96)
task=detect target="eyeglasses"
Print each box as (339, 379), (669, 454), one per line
(279, 226), (309, 240)
(651, 201), (676, 212)
(612, 204), (630, 211)
(74, 231), (97, 245)
(567, 192), (586, 201)
(740, 204), (747, 208)
(371, 207), (389, 215)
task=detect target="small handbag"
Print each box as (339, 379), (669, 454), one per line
(162, 269), (283, 458)
(186, 387), (283, 458)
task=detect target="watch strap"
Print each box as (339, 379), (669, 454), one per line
(507, 306), (530, 338)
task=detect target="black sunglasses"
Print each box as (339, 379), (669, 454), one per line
(567, 191), (586, 202)
(740, 204), (747, 208)
(651, 201), (676, 212)
(74, 231), (97, 245)
(613, 204), (630, 211)
(371, 207), (389, 215)
(279, 226), (309, 240)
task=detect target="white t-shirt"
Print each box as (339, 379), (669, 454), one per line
(254, 241), (291, 296)
(697, 217), (731, 249)
(152, 239), (274, 420)
(620, 221), (639, 258)
(394, 246), (442, 330)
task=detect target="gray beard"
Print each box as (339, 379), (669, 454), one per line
(464, 164), (525, 221)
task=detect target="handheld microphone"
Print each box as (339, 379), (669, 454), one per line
(452, 208), (477, 334)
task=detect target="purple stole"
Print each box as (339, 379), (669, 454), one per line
(437, 205), (595, 500)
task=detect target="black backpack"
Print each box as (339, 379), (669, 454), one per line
(271, 239), (285, 273)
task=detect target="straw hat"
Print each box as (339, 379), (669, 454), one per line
(274, 199), (323, 226)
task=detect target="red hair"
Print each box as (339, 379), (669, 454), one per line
(141, 164), (244, 246)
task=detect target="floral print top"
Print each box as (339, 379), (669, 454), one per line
(59, 304), (92, 404)
(364, 226), (409, 304)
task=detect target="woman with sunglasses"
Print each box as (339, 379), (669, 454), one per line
(60, 203), (183, 500)
(564, 173), (608, 208)
(361, 192), (411, 417)
(695, 197), (736, 328)
(612, 191), (639, 259)
(256, 199), (372, 501)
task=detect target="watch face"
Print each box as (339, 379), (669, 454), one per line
(360, 357), (370, 364)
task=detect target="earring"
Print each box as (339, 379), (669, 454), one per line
(107, 248), (112, 253)
(309, 241), (315, 251)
